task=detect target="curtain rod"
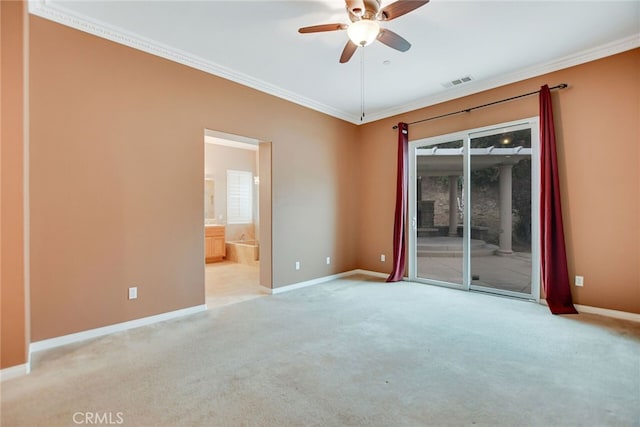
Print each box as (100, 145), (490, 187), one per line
(392, 83), (568, 129)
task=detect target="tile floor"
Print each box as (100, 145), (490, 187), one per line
(205, 260), (268, 309)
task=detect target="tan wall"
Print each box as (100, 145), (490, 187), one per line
(258, 143), (272, 289)
(358, 49), (640, 314)
(29, 16), (359, 341)
(1, 0), (29, 369)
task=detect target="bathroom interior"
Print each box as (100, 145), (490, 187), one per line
(204, 132), (267, 308)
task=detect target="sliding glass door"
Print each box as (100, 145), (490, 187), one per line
(411, 138), (465, 289)
(408, 119), (540, 300)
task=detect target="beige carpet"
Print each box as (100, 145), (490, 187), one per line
(2, 275), (639, 426)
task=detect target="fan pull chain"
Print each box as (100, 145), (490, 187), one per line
(360, 47), (365, 122)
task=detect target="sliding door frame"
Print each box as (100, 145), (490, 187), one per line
(408, 131), (468, 291)
(408, 118), (541, 302)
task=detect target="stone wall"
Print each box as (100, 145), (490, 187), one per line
(419, 166), (530, 251)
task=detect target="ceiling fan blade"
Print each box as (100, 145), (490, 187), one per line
(380, 0), (429, 21)
(298, 23), (347, 34)
(339, 40), (358, 63)
(377, 28), (411, 52)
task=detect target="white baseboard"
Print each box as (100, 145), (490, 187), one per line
(270, 269), (390, 294)
(351, 269), (390, 279)
(574, 304), (640, 322)
(540, 299), (640, 322)
(1, 363), (30, 382)
(271, 270), (356, 294)
(27, 270), (390, 357)
(30, 304), (207, 354)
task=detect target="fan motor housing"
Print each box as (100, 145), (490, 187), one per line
(346, 0), (381, 21)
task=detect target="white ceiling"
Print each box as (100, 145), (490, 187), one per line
(30, 0), (640, 124)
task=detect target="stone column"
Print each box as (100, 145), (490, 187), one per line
(448, 175), (458, 236)
(498, 164), (513, 254)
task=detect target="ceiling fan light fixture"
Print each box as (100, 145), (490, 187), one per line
(347, 19), (380, 46)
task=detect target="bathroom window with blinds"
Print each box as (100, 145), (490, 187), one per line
(226, 170), (253, 224)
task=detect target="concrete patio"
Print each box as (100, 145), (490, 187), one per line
(415, 236), (532, 295)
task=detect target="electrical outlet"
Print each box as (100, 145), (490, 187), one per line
(326, 256), (331, 265)
(295, 261), (300, 270)
(380, 254), (386, 262)
(575, 275), (584, 287)
(128, 287), (138, 300)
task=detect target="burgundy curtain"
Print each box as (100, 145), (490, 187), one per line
(540, 85), (578, 314)
(387, 123), (409, 282)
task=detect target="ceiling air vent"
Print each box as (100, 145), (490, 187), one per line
(442, 75), (473, 88)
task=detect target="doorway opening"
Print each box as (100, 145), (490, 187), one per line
(204, 129), (272, 308)
(408, 118), (540, 300)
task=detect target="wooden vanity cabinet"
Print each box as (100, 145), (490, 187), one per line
(205, 226), (225, 263)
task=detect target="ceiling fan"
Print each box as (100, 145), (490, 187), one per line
(298, 0), (429, 63)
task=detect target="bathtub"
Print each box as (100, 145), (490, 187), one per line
(225, 240), (259, 265)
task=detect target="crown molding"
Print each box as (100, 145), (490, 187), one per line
(28, 1), (639, 126)
(361, 34), (640, 124)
